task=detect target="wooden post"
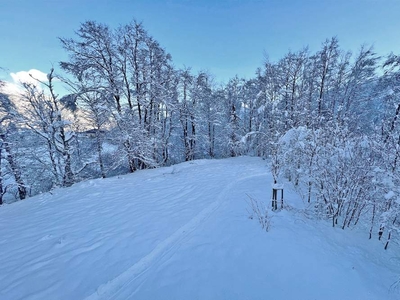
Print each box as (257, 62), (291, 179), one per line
(272, 184), (284, 211)
(272, 188), (278, 210)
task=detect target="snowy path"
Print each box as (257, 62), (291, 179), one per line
(85, 172), (268, 300)
(0, 157), (398, 300)
(0, 157), (263, 300)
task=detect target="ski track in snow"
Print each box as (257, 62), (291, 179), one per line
(84, 172), (268, 300)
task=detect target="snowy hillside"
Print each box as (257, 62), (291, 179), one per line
(0, 157), (398, 300)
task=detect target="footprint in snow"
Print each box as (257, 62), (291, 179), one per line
(38, 234), (53, 241)
(54, 235), (68, 248)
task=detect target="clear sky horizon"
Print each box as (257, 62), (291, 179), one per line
(1, 0), (400, 86)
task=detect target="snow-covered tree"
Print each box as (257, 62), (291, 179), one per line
(19, 69), (75, 187)
(61, 20), (177, 172)
(0, 91), (27, 203)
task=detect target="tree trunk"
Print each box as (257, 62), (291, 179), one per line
(96, 130), (106, 178)
(0, 143), (3, 205)
(2, 135), (27, 200)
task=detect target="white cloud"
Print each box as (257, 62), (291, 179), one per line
(1, 69), (49, 97)
(1, 69), (68, 102)
(10, 69), (48, 86)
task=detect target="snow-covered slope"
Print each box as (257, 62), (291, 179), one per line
(0, 157), (398, 300)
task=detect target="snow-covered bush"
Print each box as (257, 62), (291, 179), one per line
(279, 126), (378, 229)
(279, 126), (317, 203)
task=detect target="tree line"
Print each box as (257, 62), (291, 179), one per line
(1, 20), (399, 248)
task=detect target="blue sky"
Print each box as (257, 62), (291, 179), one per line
(1, 0), (400, 85)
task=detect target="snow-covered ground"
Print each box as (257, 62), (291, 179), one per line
(0, 157), (398, 300)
